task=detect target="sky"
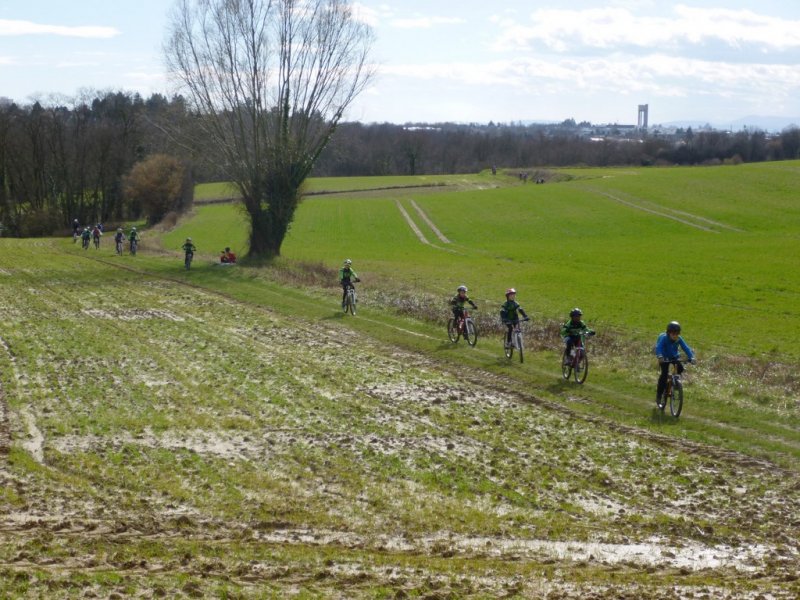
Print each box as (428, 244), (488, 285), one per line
(1, 1), (799, 127)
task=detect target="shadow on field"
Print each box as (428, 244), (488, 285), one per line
(649, 408), (681, 425)
(321, 312), (348, 321)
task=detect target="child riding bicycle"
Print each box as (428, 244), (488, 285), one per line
(561, 308), (595, 365)
(450, 285), (478, 324)
(500, 288), (529, 348)
(339, 259), (360, 308)
(655, 321), (695, 405)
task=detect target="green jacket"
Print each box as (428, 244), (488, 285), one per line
(500, 300), (527, 322)
(339, 266), (358, 282)
(128, 231), (139, 242)
(450, 294), (476, 310)
(560, 319), (594, 338)
(182, 242), (196, 254)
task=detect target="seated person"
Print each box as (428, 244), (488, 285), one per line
(220, 250), (229, 263)
(224, 247), (236, 263)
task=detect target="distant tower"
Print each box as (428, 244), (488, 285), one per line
(637, 104), (649, 129)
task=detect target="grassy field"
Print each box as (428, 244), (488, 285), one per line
(0, 163), (798, 598)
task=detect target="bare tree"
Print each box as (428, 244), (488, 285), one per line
(165, 0), (374, 257)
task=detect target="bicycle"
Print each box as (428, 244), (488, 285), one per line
(503, 318), (529, 363)
(115, 239), (124, 255)
(81, 236), (90, 250)
(561, 331), (595, 384)
(130, 239), (138, 256)
(658, 360), (687, 417)
(447, 309), (478, 347)
(184, 252), (193, 270)
(93, 236), (100, 250)
(343, 279), (359, 315)
(72, 230), (79, 243)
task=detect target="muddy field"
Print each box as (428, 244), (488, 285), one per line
(0, 245), (798, 598)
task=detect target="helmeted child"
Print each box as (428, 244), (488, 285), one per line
(339, 259), (360, 308)
(91, 225), (102, 246)
(80, 226), (92, 248)
(500, 288), (529, 347)
(450, 285), (477, 323)
(560, 308), (595, 364)
(182, 237), (196, 255)
(655, 321), (695, 404)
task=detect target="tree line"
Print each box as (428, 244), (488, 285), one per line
(1, 91), (798, 238)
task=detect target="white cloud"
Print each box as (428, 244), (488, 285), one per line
(378, 54), (800, 102)
(491, 5), (800, 53)
(0, 19), (119, 39)
(391, 16), (465, 29)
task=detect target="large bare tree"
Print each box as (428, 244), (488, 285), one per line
(165, 0), (374, 257)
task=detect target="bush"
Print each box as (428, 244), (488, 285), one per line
(123, 155), (193, 226)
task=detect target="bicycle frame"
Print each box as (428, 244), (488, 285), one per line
(660, 360), (686, 417)
(562, 332), (591, 384)
(504, 320), (525, 363)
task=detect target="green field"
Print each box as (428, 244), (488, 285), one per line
(0, 163), (798, 598)
(183, 161), (800, 360)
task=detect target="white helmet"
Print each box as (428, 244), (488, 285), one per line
(344, 259), (352, 266)
(457, 285), (467, 292)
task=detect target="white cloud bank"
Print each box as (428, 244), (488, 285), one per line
(493, 5), (800, 52)
(0, 19), (119, 39)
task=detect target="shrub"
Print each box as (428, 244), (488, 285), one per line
(123, 155), (193, 226)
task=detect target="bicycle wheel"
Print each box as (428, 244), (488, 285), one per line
(504, 337), (513, 359)
(465, 319), (478, 347)
(185, 254), (192, 270)
(561, 349), (572, 380)
(670, 378), (683, 417)
(348, 289), (356, 315)
(517, 332), (524, 363)
(447, 319), (459, 342)
(574, 350), (588, 384)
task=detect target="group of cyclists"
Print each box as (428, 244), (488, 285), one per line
(73, 219), (139, 254)
(341, 259), (696, 405)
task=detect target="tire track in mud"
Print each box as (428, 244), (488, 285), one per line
(0, 335), (15, 456)
(79, 254), (794, 477)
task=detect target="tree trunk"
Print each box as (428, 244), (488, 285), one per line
(245, 185), (300, 258)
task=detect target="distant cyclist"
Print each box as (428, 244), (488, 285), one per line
(339, 259), (360, 309)
(500, 288), (529, 348)
(80, 227), (91, 250)
(182, 237), (196, 269)
(655, 321), (695, 405)
(560, 308), (595, 365)
(114, 228), (125, 254)
(72, 218), (80, 241)
(91, 224), (102, 249)
(450, 285), (477, 324)
(128, 227), (139, 254)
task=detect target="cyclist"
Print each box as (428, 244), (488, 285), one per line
(655, 321), (695, 405)
(339, 259), (360, 309)
(182, 237), (196, 259)
(561, 308), (595, 365)
(450, 285), (477, 325)
(114, 227), (125, 253)
(72, 218), (80, 240)
(80, 226), (92, 249)
(500, 288), (529, 348)
(128, 227), (139, 253)
(91, 224), (102, 248)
